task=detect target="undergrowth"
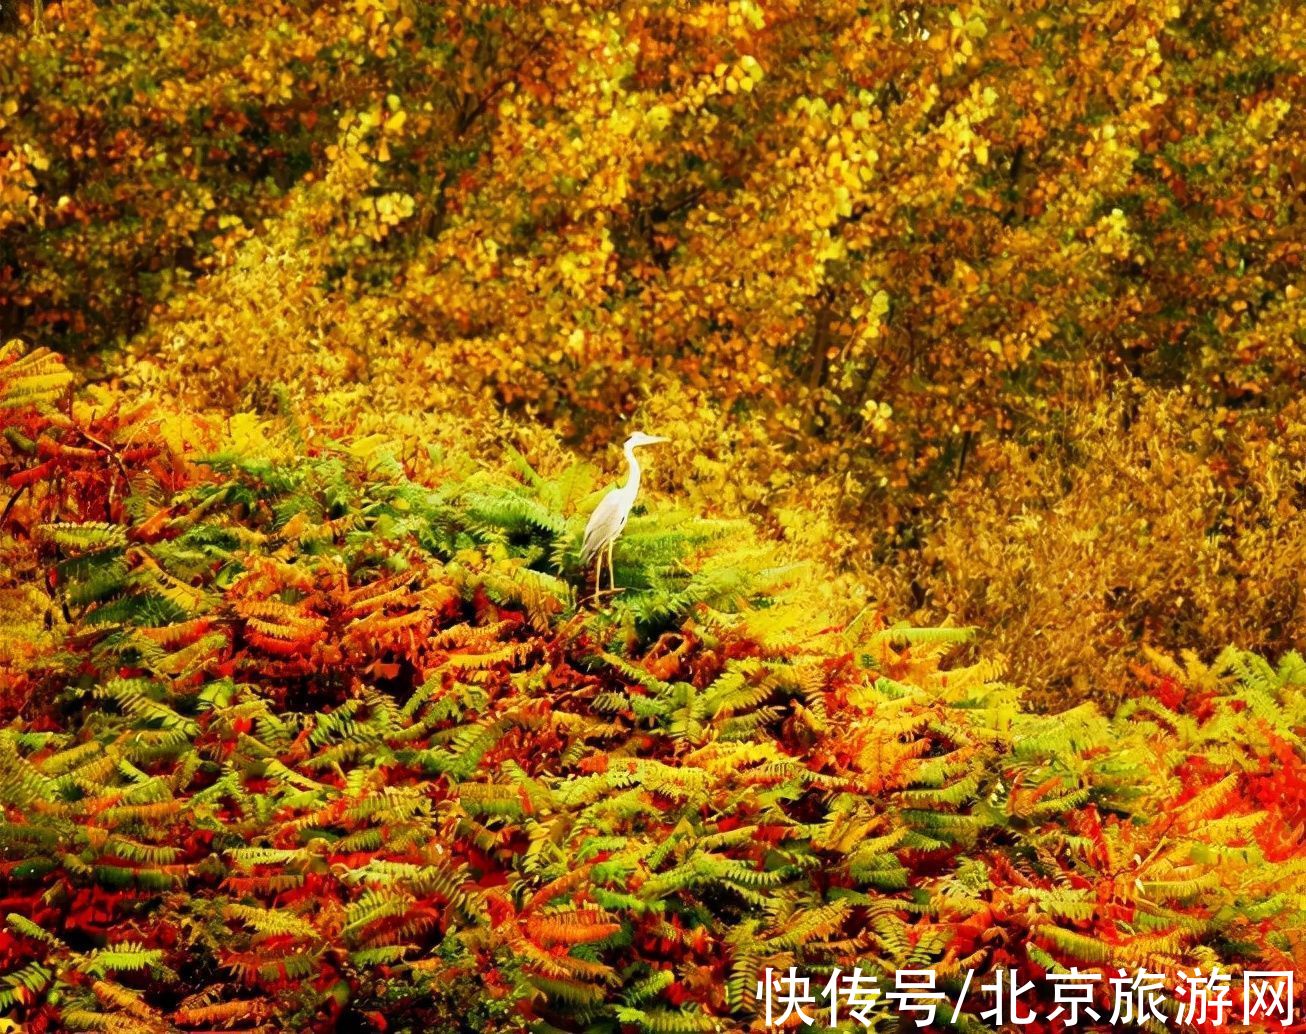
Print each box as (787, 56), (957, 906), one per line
(1, 343), (1304, 1033)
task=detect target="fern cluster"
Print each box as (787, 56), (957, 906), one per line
(1, 344), (1304, 1033)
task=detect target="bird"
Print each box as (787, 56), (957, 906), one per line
(581, 431), (669, 596)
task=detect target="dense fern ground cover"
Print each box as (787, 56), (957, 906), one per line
(2, 344), (1304, 1033)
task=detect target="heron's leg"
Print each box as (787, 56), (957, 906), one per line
(607, 540), (616, 592)
(594, 550), (604, 597)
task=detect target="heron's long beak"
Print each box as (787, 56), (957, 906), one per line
(646, 435), (670, 445)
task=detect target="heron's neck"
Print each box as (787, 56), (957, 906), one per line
(622, 441), (643, 497)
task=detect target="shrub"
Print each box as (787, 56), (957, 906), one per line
(2, 345), (1303, 1032)
(874, 387), (1306, 706)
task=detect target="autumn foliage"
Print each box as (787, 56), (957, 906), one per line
(4, 0), (1303, 689)
(2, 0), (1306, 1029)
(1, 344), (1304, 1032)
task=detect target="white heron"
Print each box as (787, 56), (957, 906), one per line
(581, 431), (669, 595)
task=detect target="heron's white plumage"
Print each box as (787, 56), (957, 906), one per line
(580, 485), (633, 562)
(580, 432), (667, 579)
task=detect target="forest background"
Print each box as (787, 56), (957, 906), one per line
(2, 0), (1304, 700)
